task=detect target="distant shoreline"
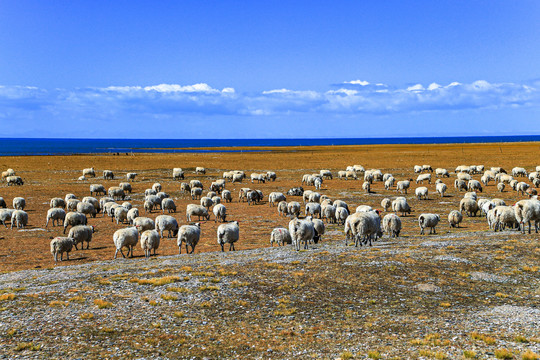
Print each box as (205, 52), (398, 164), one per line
(0, 135), (539, 156)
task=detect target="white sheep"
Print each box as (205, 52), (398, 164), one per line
(467, 180), (483, 193)
(392, 197), (411, 217)
(113, 206), (128, 224)
(312, 218), (325, 242)
(210, 203), (226, 223)
(514, 199), (540, 233)
(186, 204), (210, 221)
(77, 202), (97, 218)
(162, 198), (177, 213)
(119, 182), (132, 194)
(516, 182), (530, 195)
(50, 197), (66, 209)
(82, 167), (95, 177)
(418, 213), (440, 235)
(50, 237), (74, 262)
(512, 167), (528, 178)
(460, 198), (479, 217)
(436, 182), (447, 197)
(335, 207), (349, 225)
(494, 206), (519, 231)
(0, 209), (13, 228)
(200, 196), (213, 209)
(333, 200), (349, 212)
(454, 179), (467, 192)
(414, 165), (422, 173)
(350, 211), (382, 246)
(13, 197), (25, 210)
(10, 210), (28, 229)
(45, 208), (66, 227)
(396, 180), (412, 194)
(266, 171), (277, 181)
(457, 172), (472, 182)
(320, 169), (333, 179)
(67, 199), (80, 212)
(78, 176), (87, 181)
(321, 205), (336, 224)
(133, 217), (155, 233)
(448, 210), (463, 228)
(277, 201), (289, 216)
(127, 172), (138, 181)
(220, 189), (232, 203)
(308, 192), (320, 203)
(113, 227), (139, 258)
(173, 168), (185, 180)
(6, 176), (23, 186)
(103, 170), (114, 180)
(381, 198), (391, 212)
(362, 181), (371, 193)
(68, 225), (94, 250)
(356, 205), (373, 213)
(155, 215), (179, 238)
(289, 217), (316, 250)
(217, 221), (239, 251)
(141, 230), (160, 259)
(82, 197), (100, 213)
(108, 186), (125, 200)
(382, 213), (401, 238)
(195, 167), (206, 174)
(177, 223), (201, 254)
(122, 201), (132, 211)
(305, 202), (321, 219)
(287, 201), (301, 218)
(435, 168), (450, 177)
(63, 211), (87, 234)
(416, 173), (431, 184)
(127, 207), (139, 224)
(384, 177), (395, 190)
(270, 228), (292, 246)
(90, 184), (107, 196)
(415, 187), (428, 200)
(191, 187), (203, 200)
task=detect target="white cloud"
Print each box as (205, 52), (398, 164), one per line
(345, 80), (370, 86)
(407, 84), (425, 92)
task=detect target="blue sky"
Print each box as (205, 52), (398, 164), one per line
(0, 1), (539, 138)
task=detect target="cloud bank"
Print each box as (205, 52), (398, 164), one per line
(0, 79), (538, 138)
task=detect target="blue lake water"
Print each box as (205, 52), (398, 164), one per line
(0, 136), (539, 156)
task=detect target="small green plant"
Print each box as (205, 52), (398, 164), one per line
(80, 313), (94, 319)
(94, 299), (113, 309)
(522, 350), (539, 360)
(368, 350), (381, 359)
(14, 342), (40, 351)
(160, 294), (178, 301)
(340, 350), (354, 359)
(514, 335), (529, 343)
(463, 350), (477, 358)
(495, 349), (514, 359)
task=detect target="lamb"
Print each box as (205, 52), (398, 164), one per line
(13, 197), (25, 210)
(514, 199), (540, 233)
(270, 228), (292, 246)
(113, 227), (139, 258)
(415, 187), (428, 200)
(460, 198), (479, 217)
(133, 217), (155, 233)
(108, 186), (125, 200)
(382, 213), (401, 237)
(448, 210), (463, 228)
(77, 202), (97, 218)
(266, 171), (277, 181)
(217, 221), (240, 251)
(195, 167), (206, 174)
(68, 225), (94, 250)
(468, 180), (483, 192)
(173, 168), (185, 180)
(222, 190), (232, 203)
(436, 182), (447, 197)
(90, 184), (107, 196)
(63, 211), (87, 234)
(289, 217), (317, 250)
(512, 167), (528, 178)
(416, 173), (431, 184)
(392, 197), (411, 216)
(435, 168), (450, 177)
(45, 208), (66, 227)
(0, 209), (13, 227)
(305, 202), (322, 219)
(191, 187), (203, 200)
(50, 237), (74, 262)
(141, 230), (160, 259)
(10, 210), (28, 229)
(162, 198), (177, 213)
(418, 213), (440, 234)
(127, 172), (137, 181)
(396, 180), (412, 194)
(213, 203), (227, 223)
(50, 197), (66, 209)
(177, 223), (201, 254)
(497, 183), (505, 192)
(114, 206), (128, 224)
(381, 198), (391, 211)
(155, 215), (179, 238)
(186, 204), (210, 221)
(67, 199), (80, 212)
(119, 182), (132, 194)
(82, 167), (96, 177)
(314, 177), (323, 190)
(103, 170), (114, 180)
(127, 207), (139, 224)
(6, 176), (23, 186)
(287, 201), (301, 218)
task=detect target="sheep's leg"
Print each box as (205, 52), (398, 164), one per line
(66, 252), (69, 260)
(54, 252), (58, 263)
(220, 243), (224, 252)
(74, 243), (79, 250)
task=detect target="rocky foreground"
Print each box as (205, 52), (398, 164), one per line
(0, 230), (539, 359)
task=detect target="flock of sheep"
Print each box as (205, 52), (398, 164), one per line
(2, 162), (540, 264)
